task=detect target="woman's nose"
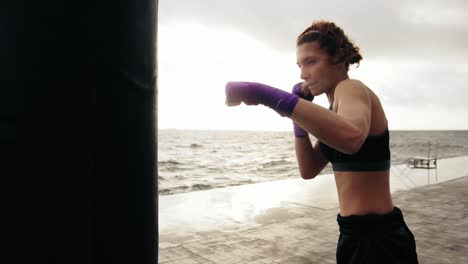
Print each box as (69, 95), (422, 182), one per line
(300, 68), (308, 80)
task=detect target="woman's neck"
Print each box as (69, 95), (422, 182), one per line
(326, 74), (349, 106)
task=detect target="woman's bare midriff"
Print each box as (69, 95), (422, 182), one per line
(334, 170), (394, 216)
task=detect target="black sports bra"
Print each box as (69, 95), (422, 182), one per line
(319, 128), (391, 171)
(319, 104), (390, 171)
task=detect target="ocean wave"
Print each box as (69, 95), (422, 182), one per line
(228, 179), (254, 186)
(159, 160), (194, 172)
(158, 185), (190, 195)
(162, 166), (194, 172)
(159, 160), (182, 165)
(261, 159), (289, 168)
(191, 184), (214, 191)
(158, 175), (187, 182)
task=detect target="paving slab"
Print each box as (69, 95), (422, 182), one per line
(159, 156), (468, 263)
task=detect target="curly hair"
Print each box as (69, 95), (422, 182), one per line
(296, 20), (362, 70)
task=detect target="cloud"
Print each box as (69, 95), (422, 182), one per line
(160, 0), (468, 59)
(350, 59), (468, 108)
(158, 0), (468, 129)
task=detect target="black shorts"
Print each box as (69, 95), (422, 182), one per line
(336, 207), (418, 264)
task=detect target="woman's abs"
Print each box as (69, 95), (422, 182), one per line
(334, 170), (394, 216)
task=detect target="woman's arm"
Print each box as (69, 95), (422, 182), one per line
(224, 79), (371, 154)
(295, 136), (329, 179)
(290, 80), (371, 154)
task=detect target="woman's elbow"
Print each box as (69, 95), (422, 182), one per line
(299, 169), (319, 180)
(342, 132), (366, 154)
(301, 174), (316, 180)
(342, 142), (362, 155)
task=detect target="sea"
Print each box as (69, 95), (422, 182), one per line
(158, 129), (468, 196)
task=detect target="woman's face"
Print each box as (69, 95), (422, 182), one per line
(296, 41), (346, 96)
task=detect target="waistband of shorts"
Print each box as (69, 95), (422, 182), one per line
(337, 207), (405, 235)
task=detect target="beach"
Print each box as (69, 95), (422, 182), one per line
(159, 155), (468, 263)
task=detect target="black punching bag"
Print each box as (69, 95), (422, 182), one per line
(94, 0), (159, 263)
(1, 1), (93, 263)
(1, 0), (158, 263)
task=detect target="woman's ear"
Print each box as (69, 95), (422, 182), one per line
(330, 48), (345, 64)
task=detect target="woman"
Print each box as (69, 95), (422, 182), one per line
(225, 20), (418, 263)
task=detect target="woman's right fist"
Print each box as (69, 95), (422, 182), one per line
(225, 82), (259, 106)
(292, 82), (314, 101)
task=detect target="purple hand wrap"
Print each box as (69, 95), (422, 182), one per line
(291, 82), (314, 138)
(225, 82), (299, 117)
(293, 122), (308, 138)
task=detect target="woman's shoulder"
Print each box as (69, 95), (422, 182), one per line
(335, 79), (370, 99)
(336, 79), (367, 91)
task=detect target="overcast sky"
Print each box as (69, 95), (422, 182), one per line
(157, 0), (468, 130)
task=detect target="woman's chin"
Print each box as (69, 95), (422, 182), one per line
(310, 89), (321, 97)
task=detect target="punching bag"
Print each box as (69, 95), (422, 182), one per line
(1, 0), (158, 263)
(2, 1), (94, 263)
(93, 0), (159, 263)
